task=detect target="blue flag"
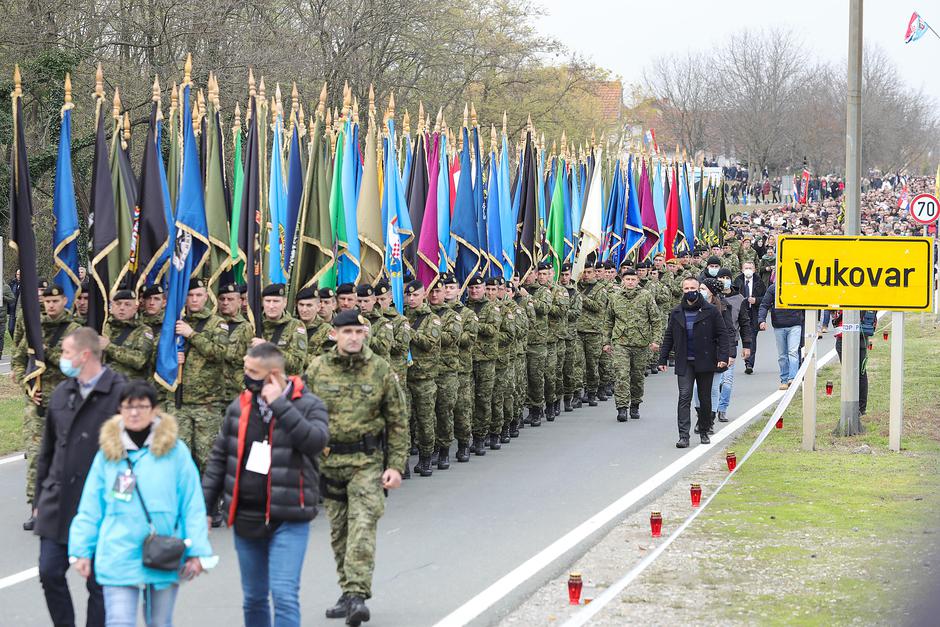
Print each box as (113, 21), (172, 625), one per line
(155, 84), (208, 391)
(384, 119), (410, 312)
(267, 112), (288, 284)
(485, 149), (502, 276)
(284, 118), (304, 271)
(497, 134), (515, 281)
(437, 133), (453, 271)
(339, 119), (361, 283)
(450, 128), (481, 288)
(154, 117), (174, 285)
(52, 104), (80, 307)
(624, 156), (645, 260)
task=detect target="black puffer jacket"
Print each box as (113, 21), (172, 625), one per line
(202, 376), (329, 524)
(758, 282), (804, 328)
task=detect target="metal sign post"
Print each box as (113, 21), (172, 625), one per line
(802, 309), (818, 451)
(889, 312), (905, 451)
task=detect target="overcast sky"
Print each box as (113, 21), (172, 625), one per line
(535, 1), (940, 104)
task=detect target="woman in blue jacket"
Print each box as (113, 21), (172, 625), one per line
(69, 380), (212, 626)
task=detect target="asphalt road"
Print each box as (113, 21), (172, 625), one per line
(0, 327), (830, 626)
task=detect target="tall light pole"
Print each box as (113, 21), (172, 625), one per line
(837, 0), (863, 436)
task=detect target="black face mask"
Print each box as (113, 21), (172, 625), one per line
(683, 291), (700, 304)
(244, 374), (265, 394)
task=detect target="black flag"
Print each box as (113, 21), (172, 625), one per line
(238, 96), (263, 336)
(404, 131), (428, 276)
(8, 70), (45, 395)
(516, 131), (539, 281)
(88, 97), (119, 332)
(133, 100), (170, 292)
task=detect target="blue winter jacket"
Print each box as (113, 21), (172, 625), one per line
(68, 413), (212, 588)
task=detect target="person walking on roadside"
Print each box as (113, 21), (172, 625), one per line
(68, 380), (212, 626)
(202, 342), (329, 627)
(733, 260), (765, 374)
(33, 327), (127, 627)
(658, 277), (730, 448)
(757, 282), (804, 390)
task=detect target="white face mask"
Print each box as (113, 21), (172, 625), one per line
(699, 287), (711, 301)
(721, 278), (732, 290)
(707, 267), (719, 277)
(743, 269), (754, 278)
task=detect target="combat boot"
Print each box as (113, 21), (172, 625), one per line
(500, 426), (511, 443)
(345, 596), (370, 627)
(572, 391), (583, 409)
(517, 411), (526, 429)
(509, 419), (520, 438)
(455, 443), (471, 463)
(580, 390), (589, 404)
(587, 391), (598, 407)
(607, 383), (615, 397)
(472, 436), (487, 456)
(437, 446), (451, 470)
(529, 407), (542, 427)
(596, 387), (607, 402)
(630, 403), (640, 420)
(409, 437), (418, 456)
(415, 455), (434, 477)
(402, 461), (411, 480)
(616, 407), (628, 422)
(555, 399), (562, 416)
(487, 433), (502, 450)
(326, 594), (351, 619)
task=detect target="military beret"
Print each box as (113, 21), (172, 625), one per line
(637, 260), (653, 269)
(238, 283), (248, 294)
(218, 282), (239, 295)
(676, 251), (692, 259)
(140, 284), (165, 297)
(440, 272), (458, 286)
(42, 284), (65, 297)
(537, 260), (553, 271)
(485, 276), (501, 286)
(593, 261), (605, 270)
(336, 282), (356, 296)
(111, 289), (135, 301)
(373, 280), (390, 296)
(332, 309), (368, 328)
(603, 260), (615, 270)
(694, 245), (709, 254)
(318, 287), (336, 299)
(560, 262), (572, 272)
(716, 268), (733, 279)
(467, 275), (485, 287)
(706, 256), (722, 266)
(621, 268), (637, 276)
(188, 278), (206, 291)
(261, 283), (286, 297)
(356, 284), (374, 297)
(296, 286), (318, 301)
(584, 251), (598, 266)
(405, 279), (424, 294)
(38, 279), (50, 290)
(653, 252), (665, 259)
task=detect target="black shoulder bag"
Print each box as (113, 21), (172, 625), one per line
(125, 458), (187, 571)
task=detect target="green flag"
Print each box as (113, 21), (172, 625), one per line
(204, 89), (232, 291)
(546, 156), (566, 278)
(326, 128), (346, 290)
(230, 105), (245, 283)
(109, 106), (135, 294)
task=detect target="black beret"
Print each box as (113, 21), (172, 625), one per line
(140, 284), (165, 297)
(584, 251), (598, 266)
(356, 284), (374, 297)
(537, 260), (553, 271)
(42, 285), (65, 297)
(676, 251), (692, 259)
(440, 272), (458, 286)
(332, 309), (369, 328)
(603, 260), (615, 270)
(318, 287), (335, 299)
(560, 262), (572, 272)
(188, 278), (206, 291)
(296, 286), (318, 301)
(716, 268), (733, 279)
(111, 289), (135, 301)
(336, 282), (356, 296)
(593, 261), (605, 270)
(373, 280), (390, 296)
(621, 268), (637, 276)
(38, 279), (50, 290)
(485, 276), (501, 286)
(405, 279), (424, 294)
(467, 275), (485, 287)
(706, 256), (722, 266)
(637, 260), (653, 269)
(218, 282), (239, 295)
(261, 283), (286, 297)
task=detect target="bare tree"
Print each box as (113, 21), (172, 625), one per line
(643, 52), (712, 157)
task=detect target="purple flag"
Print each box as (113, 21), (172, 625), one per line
(638, 158), (660, 260)
(417, 134), (441, 287)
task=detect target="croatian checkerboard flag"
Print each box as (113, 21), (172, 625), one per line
(905, 11), (929, 43)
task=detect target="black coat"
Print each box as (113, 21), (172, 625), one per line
(34, 367), (127, 545)
(658, 301), (731, 376)
(733, 272), (766, 308)
(202, 377), (329, 524)
(758, 283), (804, 328)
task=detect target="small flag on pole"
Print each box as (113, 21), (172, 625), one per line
(905, 11), (930, 43)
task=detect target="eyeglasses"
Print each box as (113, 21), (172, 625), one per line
(120, 403), (153, 413)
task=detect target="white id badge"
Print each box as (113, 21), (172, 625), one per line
(245, 440), (272, 475)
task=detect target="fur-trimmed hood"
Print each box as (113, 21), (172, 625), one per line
(99, 413), (179, 461)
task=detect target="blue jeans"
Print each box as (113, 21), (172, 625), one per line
(234, 520), (311, 627)
(103, 585), (178, 627)
(774, 325), (802, 383)
(692, 376), (720, 410)
(717, 366), (735, 412)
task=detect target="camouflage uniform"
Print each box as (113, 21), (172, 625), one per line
(759, 252), (776, 287)
(383, 306), (411, 417)
(13, 311), (80, 502)
(451, 300), (477, 450)
(307, 345), (407, 601)
(404, 303), (441, 459)
(304, 316), (333, 364)
(103, 317), (155, 380)
(175, 307), (229, 471)
(430, 302), (461, 453)
(362, 309), (395, 363)
(577, 278), (608, 399)
(493, 298), (515, 436)
(598, 279), (616, 392)
(607, 286), (662, 412)
(525, 282), (552, 417)
(261, 311), (308, 376)
(466, 294), (499, 443)
(512, 293), (532, 424)
(220, 311), (254, 401)
(549, 283), (570, 411)
(563, 283), (583, 401)
(721, 252), (741, 277)
(738, 245), (759, 268)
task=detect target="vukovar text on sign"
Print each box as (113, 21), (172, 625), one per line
(775, 236), (934, 311)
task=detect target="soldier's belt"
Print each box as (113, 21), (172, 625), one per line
(325, 433), (383, 456)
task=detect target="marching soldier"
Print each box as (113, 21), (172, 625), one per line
(559, 263), (583, 411)
(444, 273), (477, 461)
(217, 281), (254, 400)
(606, 268), (662, 422)
(336, 282), (359, 312)
(306, 310), (407, 627)
(498, 279), (518, 440)
(522, 264), (552, 425)
(428, 279), (461, 468)
(357, 284), (394, 361)
(577, 259), (607, 406)
(13, 283), (80, 531)
(489, 277), (512, 444)
(403, 280), (441, 476)
(73, 281), (89, 326)
(309, 286), (338, 357)
(597, 260), (616, 400)
(100, 288), (154, 380)
(510, 277), (532, 434)
(253, 282), (307, 376)
(173, 278), (229, 471)
(376, 280), (411, 418)
(548, 265), (570, 419)
(466, 275), (499, 451)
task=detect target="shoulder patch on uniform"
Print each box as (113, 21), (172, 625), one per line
(455, 314), (462, 321)
(143, 330), (154, 340)
(296, 326), (306, 334)
(432, 318), (441, 325)
(219, 323), (229, 331)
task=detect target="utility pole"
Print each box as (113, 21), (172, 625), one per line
(837, 0), (863, 436)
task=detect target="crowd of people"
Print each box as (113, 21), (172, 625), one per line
(8, 174), (931, 627)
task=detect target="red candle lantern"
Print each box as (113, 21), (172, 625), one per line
(883, 330), (889, 341)
(726, 452), (737, 471)
(690, 484), (702, 507)
(567, 572), (583, 605)
(868, 341), (873, 351)
(825, 380), (833, 396)
(650, 511), (663, 537)
(775, 417), (783, 429)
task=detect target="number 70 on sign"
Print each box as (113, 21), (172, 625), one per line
(909, 193), (940, 225)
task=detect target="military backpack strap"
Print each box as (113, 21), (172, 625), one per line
(270, 322), (287, 346)
(112, 325), (136, 346)
(184, 317), (212, 357)
(226, 319), (242, 338)
(47, 321), (70, 349)
(410, 313), (430, 332)
(582, 282), (596, 295)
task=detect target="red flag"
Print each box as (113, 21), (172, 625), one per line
(800, 168), (811, 204)
(664, 164), (681, 260)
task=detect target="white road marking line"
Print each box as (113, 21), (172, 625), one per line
(0, 567), (37, 590)
(0, 453), (25, 466)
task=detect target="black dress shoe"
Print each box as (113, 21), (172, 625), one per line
(676, 438), (690, 448)
(700, 434), (711, 444)
(616, 407), (628, 422)
(326, 594), (350, 619)
(345, 596), (370, 627)
(22, 514), (35, 531)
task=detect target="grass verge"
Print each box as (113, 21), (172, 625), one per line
(0, 370), (24, 457)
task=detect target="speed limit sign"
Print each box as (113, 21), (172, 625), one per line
(909, 193), (940, 224)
